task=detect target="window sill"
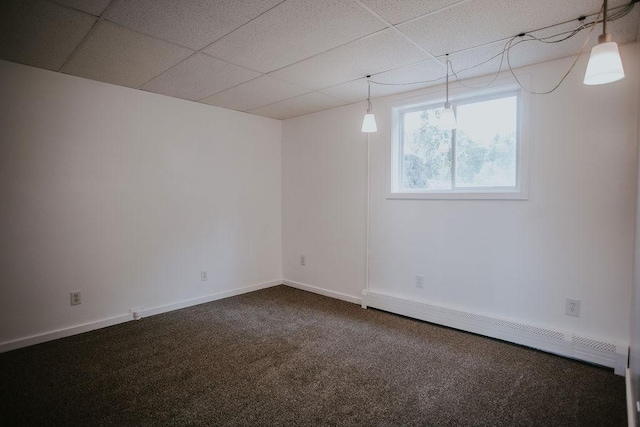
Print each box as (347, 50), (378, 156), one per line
(386, 189), (528, 200)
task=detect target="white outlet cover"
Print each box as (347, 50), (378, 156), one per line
(565, 298), (581, 317)
(70, 291), (81, 306)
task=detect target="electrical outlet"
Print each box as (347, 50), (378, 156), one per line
(416, 275), (424, 289)
(201, 270), (208, 281)
(300, 255), (306, 266)
(70, 291), (81, 306)
(565, 298), (581, 317)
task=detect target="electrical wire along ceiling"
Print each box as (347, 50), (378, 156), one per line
(0, 0), (638, 120)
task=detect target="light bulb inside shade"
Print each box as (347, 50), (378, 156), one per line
(584, 41), (625, 85)
(439, 107), (457, 130)
(361, 113), (377, 133)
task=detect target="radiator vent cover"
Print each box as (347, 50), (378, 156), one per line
(573, 335), (616, 353)
(362, 290), (627, 374)
(431, 304), (564, 341)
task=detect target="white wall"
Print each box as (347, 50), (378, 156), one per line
(0, 60), (282, 348)
(631, 40), (640, 424)
(282, 43), (639, 347)
(282, 105), (368, 302)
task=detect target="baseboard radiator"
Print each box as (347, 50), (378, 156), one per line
(362, 290), (628, 375)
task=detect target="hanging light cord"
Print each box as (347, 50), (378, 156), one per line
(369, 0), (635, 94)
(445, 55), (450, 104)
(366, 77), (373, 113)
(603, 0), (609, 34)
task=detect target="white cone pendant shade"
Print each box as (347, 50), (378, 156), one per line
(362, 113), (377, 132)
(440, 104), (457, 130)
(584, 1), (624, 86)
(584, 40), (624, 85)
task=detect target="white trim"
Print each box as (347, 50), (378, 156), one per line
(0, 279), (282, 353)
(140, 279), (282, 318)
(282, 279), (362, 305)
(366, 132), (371, 293)
(0, 313), (132, 353)
(362, 289), (629, 375)
(627, 368), (637, 427)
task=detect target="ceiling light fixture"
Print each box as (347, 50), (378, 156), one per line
(584, 0), (625, 85)
(361, 76), (377, 133)
(440, 55), (457, 130)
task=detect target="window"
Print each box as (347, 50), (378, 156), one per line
(389, 86), (528, 200)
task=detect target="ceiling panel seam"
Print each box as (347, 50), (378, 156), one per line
(194, 75), (310, 106)
(261, 27), (390, 73)
(196, 0), (288, 53)
(56, 0), (114, 72)
(351, 0), (445, 69)
(245, 90), (340, 114)
(48, 0), (112, 17)
(394, 0), (477, 27)
(134, 52), (263, 92)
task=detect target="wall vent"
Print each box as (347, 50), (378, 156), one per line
(362, 290), (627, 375)
(572, 335), (616, 353)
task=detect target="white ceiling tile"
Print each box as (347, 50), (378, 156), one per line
(62, 21), (193, 88)
(320, 59), (446, 103)
(319, 79), (370, 103)
(248, 92), (346, 120)
(0, 0), (96, 71)
(442, 43), (511, 84)
(141, 53), (260, 101)
(269, 30), (430, 91)
(104, 0), (283, 50)
(318, 78), (415, 104)
(397, 0), (629, 57)
(373, 58), (446, 87)
(443, 8), (640, 84)
(359, 0), (466, 25)
(200, 75), (309, 112)
(54, 0), (111, 16)
(203, 0), (386, 73)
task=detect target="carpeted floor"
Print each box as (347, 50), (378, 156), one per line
(0, 286), (626, 426)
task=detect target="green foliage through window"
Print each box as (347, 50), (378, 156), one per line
(400, 94), (518, 191)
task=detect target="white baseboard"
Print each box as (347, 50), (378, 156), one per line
(0, 313), (132, 353)
(362, 289), (629, 375)
(282, 279), (361, 305)
(0, 279), (282, 353)
(140, 279), (282, 318)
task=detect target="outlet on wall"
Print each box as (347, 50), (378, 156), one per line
(300, 255), (306, 266)
(416, 275), (424, 289)
(565, 298), (581, 317)
(70, 291), (81, 306)
(201, 270), (208, 281)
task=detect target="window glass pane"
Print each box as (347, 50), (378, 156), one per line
(454, 96), (517, 188)
(402, 107), (452, 190)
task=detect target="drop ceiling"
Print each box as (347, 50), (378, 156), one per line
(0, 0), (638, 120)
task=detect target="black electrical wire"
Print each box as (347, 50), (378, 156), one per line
(369, 0), (636, 95)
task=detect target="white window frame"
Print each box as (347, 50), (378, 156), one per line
(387, 78), (530, 200)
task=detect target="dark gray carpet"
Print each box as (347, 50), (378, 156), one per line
(0, 286), (626, 426)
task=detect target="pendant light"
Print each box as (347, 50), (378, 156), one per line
(584, 0), (625, 85)
(440, 55), (457, 130)
(361, 76), (377, 133)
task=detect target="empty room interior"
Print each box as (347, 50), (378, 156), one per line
(1, 0), (640, 425)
